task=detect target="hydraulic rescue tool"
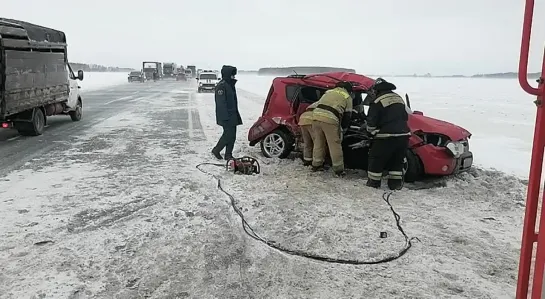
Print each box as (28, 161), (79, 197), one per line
(226, 156), (260, 175)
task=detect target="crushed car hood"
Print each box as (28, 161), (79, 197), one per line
(408, 113), (471, 141)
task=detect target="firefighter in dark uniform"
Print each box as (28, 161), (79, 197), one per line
(363, 78), (410, 190)
(211, 65), (242, 160)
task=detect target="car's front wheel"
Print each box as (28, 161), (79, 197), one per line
(260, 129), (294, 158)
(403, 149), (423, 182)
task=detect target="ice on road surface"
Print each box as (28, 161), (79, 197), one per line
(0, 74), (531, 298)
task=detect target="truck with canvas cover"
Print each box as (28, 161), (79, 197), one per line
(157, 62), (163, 79)
(0, 18), (84, 136)
(162, 62), (177, 78)
(186, 65), (196, 78)
(142, 61), (161, 80)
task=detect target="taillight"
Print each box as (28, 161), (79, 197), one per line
(1, 122), (10, 128)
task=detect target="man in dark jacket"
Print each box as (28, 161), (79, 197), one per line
(363, 78), (410, 190)
(211, 65), (242, 160)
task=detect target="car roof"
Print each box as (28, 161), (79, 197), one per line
(278, 72), (375, 91)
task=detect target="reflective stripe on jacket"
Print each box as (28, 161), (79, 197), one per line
(312, 88), (352, 125)
(298, 101), (320, 126)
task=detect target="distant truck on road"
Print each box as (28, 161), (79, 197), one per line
(162, 62), (178, 79)
(142, 61), (163, 80)
(0, 18), (84, 136)
(186, 65), (197, 78)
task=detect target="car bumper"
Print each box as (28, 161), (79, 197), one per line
(199, 85), (216, 91)
(414, 144), (473, 176)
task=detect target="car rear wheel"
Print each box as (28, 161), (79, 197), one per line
(260, 130), (294, 158)
(403, 149), (423, 182)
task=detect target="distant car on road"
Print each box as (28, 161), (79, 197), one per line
(128, 71), (145, 82)
(197, 72), (220, 93)
(176, 72), (187, 81)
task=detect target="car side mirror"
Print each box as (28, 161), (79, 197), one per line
(218, 78), (221, 80)
(77, 70), (84, 81)
(196, 78), (199, 80)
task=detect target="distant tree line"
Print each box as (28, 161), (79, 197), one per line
(470, 72), (540, 78)
(69, 62), (135, 72)
(258, 66), (356, 76)
(238, 70), (258, 74)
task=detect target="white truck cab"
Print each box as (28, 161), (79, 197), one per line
(66, 63), (83, 115)
(197, 71), (220, 93)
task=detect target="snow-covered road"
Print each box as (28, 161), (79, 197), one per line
(0, 78), (527, 298)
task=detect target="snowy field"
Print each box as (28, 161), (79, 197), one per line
(0, 72), (533, 298)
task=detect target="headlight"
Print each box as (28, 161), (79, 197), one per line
(445, 141), (465, 158)
(198, 82), (202, 86)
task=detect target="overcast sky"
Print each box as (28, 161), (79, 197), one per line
(4, 0), (545, 75)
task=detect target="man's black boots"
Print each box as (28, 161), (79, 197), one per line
(211, 148), (223, 160)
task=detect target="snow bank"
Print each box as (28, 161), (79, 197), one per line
(77, 72), (129, 92)
(236, 74), (538, 178)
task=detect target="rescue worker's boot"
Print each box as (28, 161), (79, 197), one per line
(312, 165), (324, 172)
(303, 160), (312, 166)
(334, 170), (346, 177)
(387, 179), (403, 190)
(366, 178), (381, 188)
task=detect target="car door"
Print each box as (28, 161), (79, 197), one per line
(287, 85), (302, 121)
(66, 63), (79, 108)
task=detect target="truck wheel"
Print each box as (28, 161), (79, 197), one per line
(197, 88), (201, 93)
(17, 108), (46, 136)
(260, 129), (294, 158)
(69, 100), (82, 121)
(404, 149), (423, 183)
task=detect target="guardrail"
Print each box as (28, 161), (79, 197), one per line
(517, 0), (545, 298)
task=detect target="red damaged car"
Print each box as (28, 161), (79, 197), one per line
(247, 72), (473, 182)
